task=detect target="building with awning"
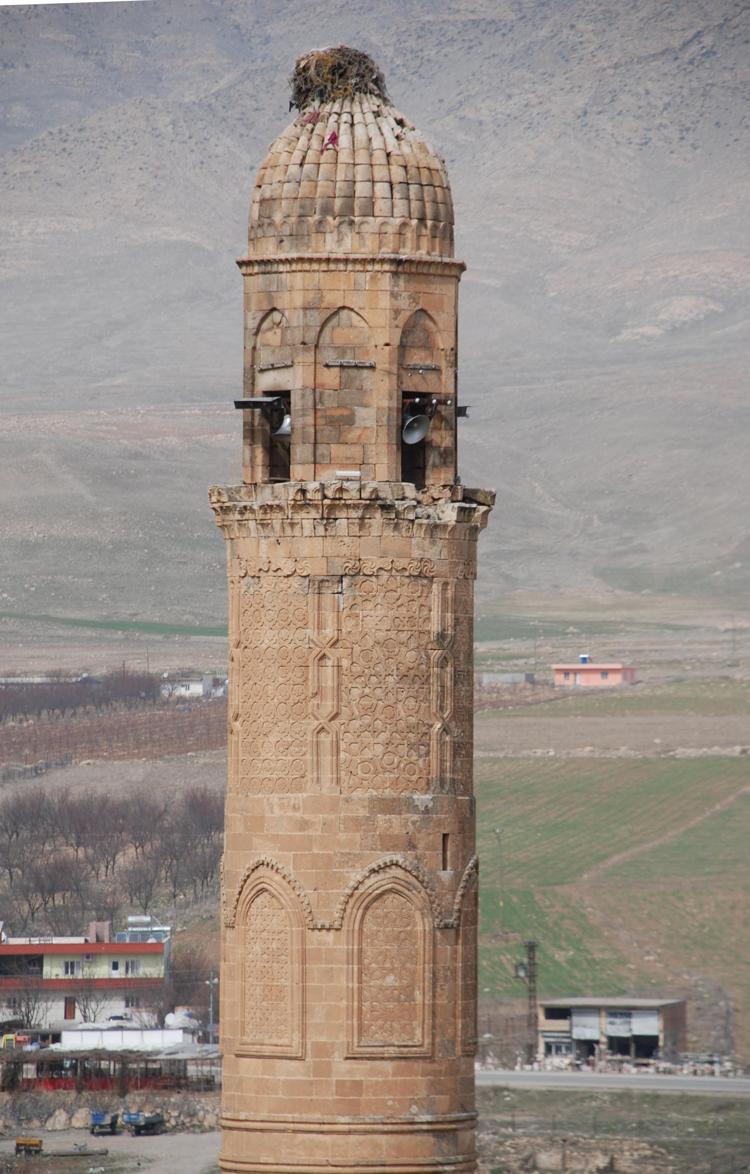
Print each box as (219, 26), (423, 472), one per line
(538, 997), (686, 1061)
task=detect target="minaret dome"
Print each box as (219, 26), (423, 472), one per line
(248, 46), (454, 258)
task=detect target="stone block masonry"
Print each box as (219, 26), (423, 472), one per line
(210, 46), (493, 1174)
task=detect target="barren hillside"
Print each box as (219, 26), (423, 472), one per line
(1, 0), (748, 624)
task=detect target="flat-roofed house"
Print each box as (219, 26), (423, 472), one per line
(553, 660), (637, 687)
(0, 920), (170, 1030)
(538, 997), (686, 1061)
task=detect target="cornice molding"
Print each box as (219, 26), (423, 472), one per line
(237, 253), (466, 278)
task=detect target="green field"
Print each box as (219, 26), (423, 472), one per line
(0, 610), (227, 638)
(474, 612), (691, 643)
(476, 756), (750, 1051)
(494, 679), (750, 718)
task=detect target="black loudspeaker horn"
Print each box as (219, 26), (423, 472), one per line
(402, 396), (438, 445)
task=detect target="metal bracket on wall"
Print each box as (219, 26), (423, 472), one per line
(323, 359), (375, 368)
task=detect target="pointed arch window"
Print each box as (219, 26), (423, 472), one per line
(346, 869), (433, 1058)
(398, 309), (446, 488)
(236, 874), (305, 1058)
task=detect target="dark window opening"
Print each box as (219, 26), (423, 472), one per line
(544, 1008), (570, 1020)
(634, 1034), (659, 1059)
(401, 433), (426, 489)
(268, 394), (291, 482)
(0, 957), (43, 978)
(575, 1040), (596, 1059)
(441, 833), (450, 871)
(607, 1035), (631, 1056)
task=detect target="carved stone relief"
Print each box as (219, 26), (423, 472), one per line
(360, 892), (421, 1045)
(228, 576), (242, 794)
(429, 578), (455, 789)
(309, 578), (341, 791)
(238, 576), (311, 795)
(239, 881), (304, 1058)
(339, 572), (433, 795)
(348, 871), (433, 1057)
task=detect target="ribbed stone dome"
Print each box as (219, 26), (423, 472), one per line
(248, 50), (454, 259)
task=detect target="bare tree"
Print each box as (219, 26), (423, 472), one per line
(52, 789), (95, 861)
(127, 790), (167, 859)
(72, 964), (111, 1024)
(156, 939), (217, 1029)
(122, 852), (162, 914)
(81, 793), (130, 881)
(5, 976), (56, 1030)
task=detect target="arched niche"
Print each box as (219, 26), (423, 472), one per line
(254, 308), (292, 394)
(250, 309), (292, 482)
(399, 309), (453, 488)
(314, 307), (375, 478)
(345, 868), (433, 1058)
(235, 870), (305, 1058)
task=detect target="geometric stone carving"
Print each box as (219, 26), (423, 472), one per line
(309, 578), (341, 791)
(430, 578), (456, 789)
(224, 856), (315, 930)
(238, 575), (311, 795)
(238, 874), (304, 1058)
(347, 869), (433, 1057)
(340, 572), (433, 795)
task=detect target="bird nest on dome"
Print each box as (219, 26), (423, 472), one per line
(290, 46), (389, 112)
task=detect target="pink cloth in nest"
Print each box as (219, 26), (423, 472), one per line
(323, 130), (339, 150)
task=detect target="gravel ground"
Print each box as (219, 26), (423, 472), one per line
(0, 1129), (219, 1173)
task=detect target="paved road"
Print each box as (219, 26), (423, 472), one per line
(476, 1069), (750, 1096)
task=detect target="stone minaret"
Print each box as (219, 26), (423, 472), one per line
(210, 47), (493, 1174)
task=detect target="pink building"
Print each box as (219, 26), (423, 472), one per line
(553, 658), (636, 687)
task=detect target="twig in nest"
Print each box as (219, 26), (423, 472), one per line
(290, 46), (388, 112)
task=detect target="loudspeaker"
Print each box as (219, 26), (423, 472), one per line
(272, 412), (292, 438)
(402, 410), (431, 445)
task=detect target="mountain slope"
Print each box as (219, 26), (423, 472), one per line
(1, 0), (748, 623)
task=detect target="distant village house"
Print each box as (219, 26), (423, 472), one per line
(0, 917), (170, 1032)
(553, 653), (636, 687)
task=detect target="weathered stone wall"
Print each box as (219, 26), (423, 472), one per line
(0, 1090), (220, 1134)
(212, 483), (491, 1172)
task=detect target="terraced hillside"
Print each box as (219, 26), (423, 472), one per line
(476, 738), (750, 1058)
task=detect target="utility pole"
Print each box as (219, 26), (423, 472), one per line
(205, 973), (219, 1045)
(514, 939), (538, 1065)
(493, 826), (504, 934)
